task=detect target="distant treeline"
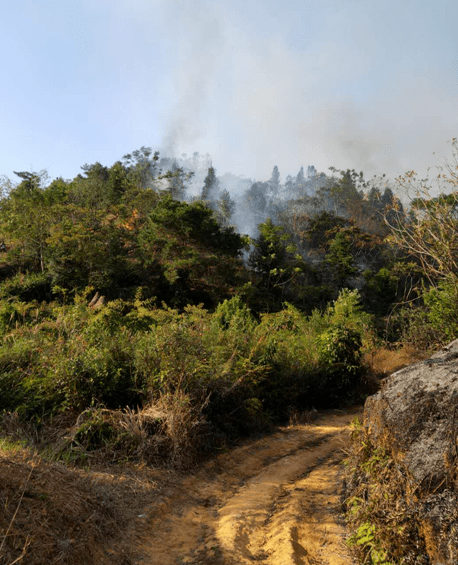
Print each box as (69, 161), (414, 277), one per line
(0, 148), (411, 319)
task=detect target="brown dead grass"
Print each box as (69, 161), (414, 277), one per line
(364, 344), (429, 379)
(0, 444), (161, 565)
(0, 394), (213, 565)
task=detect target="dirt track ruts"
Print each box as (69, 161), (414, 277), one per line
(135, 409), (361, 565)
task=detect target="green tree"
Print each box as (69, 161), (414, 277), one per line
(162, 161), (192, 200)
(244, 181), (268, 222)
(284, 174), (295, 200)
(361, 266), (400, 318)
(201, 166), (220, 203)
(72, 162), (113, 209)
(248, 218), (305, 310)
(216, 189), (236, 227)
(318, 168), (365, 218)
(138, 196), (248, 307)
(269, 166), (281, 198)
(325, 230), (359, 290)
(107, 161), (129, 203)
(296, 166), (306, 197)
(0, 171), (52, 271)
(122, 146), (160, 190)
(304, 211), (347, 252)
(46, 205), (129, 294)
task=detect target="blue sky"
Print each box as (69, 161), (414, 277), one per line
(1, 0), (457, 187)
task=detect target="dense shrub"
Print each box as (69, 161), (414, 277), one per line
(0, 289), (371, 462)
(0, 271), (52, 301)
(314, 289), (374, 402)
(390, 279), (458, 349)
(422, 278), (458, 343)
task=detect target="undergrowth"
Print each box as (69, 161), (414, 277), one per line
(344, 418), (429, 565)
(0, 288), (374, 468)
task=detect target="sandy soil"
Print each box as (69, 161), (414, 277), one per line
(134, 408), (361, 565)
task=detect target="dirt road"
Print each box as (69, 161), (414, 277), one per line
(134, 409), (360, 565)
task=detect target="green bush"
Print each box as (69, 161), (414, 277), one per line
(392, 278), (458, 349)
(0, 271), (52, 302)
(0, 291), (373, 460)
(423, 278), (458, 343)
(0, 337), (43, 415)
(314, 289), (372, 403)
(213, 296), (255, 332)
(134, 303), (270, 438)
(0, 299), (144, 419)
(249, 304), (317, 418)
(317, 325), (363, 400)
(362, 267), (399, 319)
(324, 288), (375, 351)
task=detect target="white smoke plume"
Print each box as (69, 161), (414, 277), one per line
(110, 0), (458, 186)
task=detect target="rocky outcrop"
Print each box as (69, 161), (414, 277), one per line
(364, 340), (458, 564)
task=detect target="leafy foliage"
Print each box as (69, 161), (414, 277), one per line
(138, 196), (248, 307)
(248, 218), (313, 311)
(0, 286), (370, 457)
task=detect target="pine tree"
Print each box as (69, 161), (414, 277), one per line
(217, 189), (236, 227)
(269, 166), (281, 198)
(201, 166), (220, 203)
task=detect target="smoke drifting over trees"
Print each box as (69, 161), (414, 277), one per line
(2, 138), (458, 332)
(151, 0), (458, 186)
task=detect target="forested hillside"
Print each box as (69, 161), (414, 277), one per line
(1, 142), (458, 565)
(0, 142), (457, 459)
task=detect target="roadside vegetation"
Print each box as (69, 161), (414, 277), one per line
(1, 141), (458, 564)
(345, 418), (431, 565)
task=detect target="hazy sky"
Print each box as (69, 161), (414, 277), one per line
(1, 0), (457, 185)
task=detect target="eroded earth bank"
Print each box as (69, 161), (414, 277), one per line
(135, 409), (360, 565)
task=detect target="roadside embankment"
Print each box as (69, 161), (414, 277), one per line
(346, 340), (458, 564)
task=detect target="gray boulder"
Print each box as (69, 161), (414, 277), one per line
(364, 339), (458, 564)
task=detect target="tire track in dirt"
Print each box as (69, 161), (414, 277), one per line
(136, 409), (360, 565)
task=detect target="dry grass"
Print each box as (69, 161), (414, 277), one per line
(0, 389), (213, 468)
(351, 345), (431, 401)
(41, 393), (212, 470)
(364, 345), (429, 379)
(288, 408), (319, 426)
(0, 442), (162, 565)
(344, 421), (429, 564)
(0, 392), (217, 564)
